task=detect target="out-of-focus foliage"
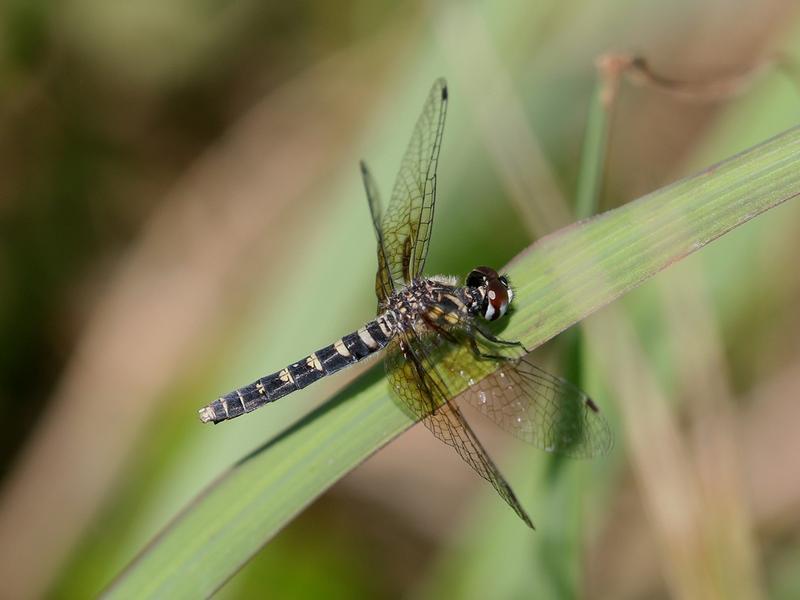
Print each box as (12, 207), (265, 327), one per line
(1, 0), (799, 598)
(107, 124), (800, 598)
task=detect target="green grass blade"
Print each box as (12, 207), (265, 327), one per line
(574, 78), (611, 220)
(105, 125), (800, 599)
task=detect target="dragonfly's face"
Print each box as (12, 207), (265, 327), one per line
(465, 266), (514, 322)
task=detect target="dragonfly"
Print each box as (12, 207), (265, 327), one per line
(199, 78), (612, 528)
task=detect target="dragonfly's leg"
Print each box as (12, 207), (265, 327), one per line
(473, 324), (530, 354)
(466, 336), (516, 362)
(424, 315), (514, 361)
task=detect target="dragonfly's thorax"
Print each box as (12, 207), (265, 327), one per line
(380, 274), (510, 336)
(379, 268), (515, 332)
(381, 277), (470, 330)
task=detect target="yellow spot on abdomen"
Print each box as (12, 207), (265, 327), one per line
(306, 353), (323, 371)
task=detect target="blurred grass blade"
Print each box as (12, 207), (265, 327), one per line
(105, 126), (800, 598)
(574, 76), (612, 220)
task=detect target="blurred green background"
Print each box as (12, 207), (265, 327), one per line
(1, 0), (800, 598)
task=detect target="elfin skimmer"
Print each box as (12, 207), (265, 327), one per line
(199, 79), (612, 528)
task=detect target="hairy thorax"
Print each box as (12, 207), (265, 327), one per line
(382, 276), (473, 332)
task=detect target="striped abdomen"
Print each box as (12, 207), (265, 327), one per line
(199, 316), (394, 424)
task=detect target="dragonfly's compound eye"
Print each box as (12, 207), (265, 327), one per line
(467, 267), (512, 321)
(483, 278), (510, 321)
(466, 267), (491, 289)
(499, 275), (514, 303)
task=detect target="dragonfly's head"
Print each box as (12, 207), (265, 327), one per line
(465, 266), (514, 322)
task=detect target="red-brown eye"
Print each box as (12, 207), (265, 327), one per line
(484, 279), (510, 321)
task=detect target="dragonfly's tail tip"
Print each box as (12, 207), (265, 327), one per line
(198, 406), (217, 424)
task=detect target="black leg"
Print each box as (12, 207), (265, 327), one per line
(474, 324), (530, 354)
(467, 336), (516, 362)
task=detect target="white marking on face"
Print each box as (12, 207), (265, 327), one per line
(484, 302), (496, 320)
(358, 328), (378, 349)
(334, 339), (351, 357)
(497, 300), (508, 318)
(488, 290), (496, 300)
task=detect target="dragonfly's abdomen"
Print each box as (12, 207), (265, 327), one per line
(199, 317), (394, 424)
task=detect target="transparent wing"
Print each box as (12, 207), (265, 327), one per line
(457, 356), (614, 458)
(385, 331), (534, 528)
(381, 78), (448, 285)
(424, 307), (614, 458)
(359, 160), (394, 304)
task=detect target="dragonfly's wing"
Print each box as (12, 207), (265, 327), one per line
(420, 318), (613, 457)
(418, 303), (614, 457)
(385, 332), (535, 528)
(457, 357), (613, 458)
(359, 160), (394, 303)
(381, 78), (448, 286)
